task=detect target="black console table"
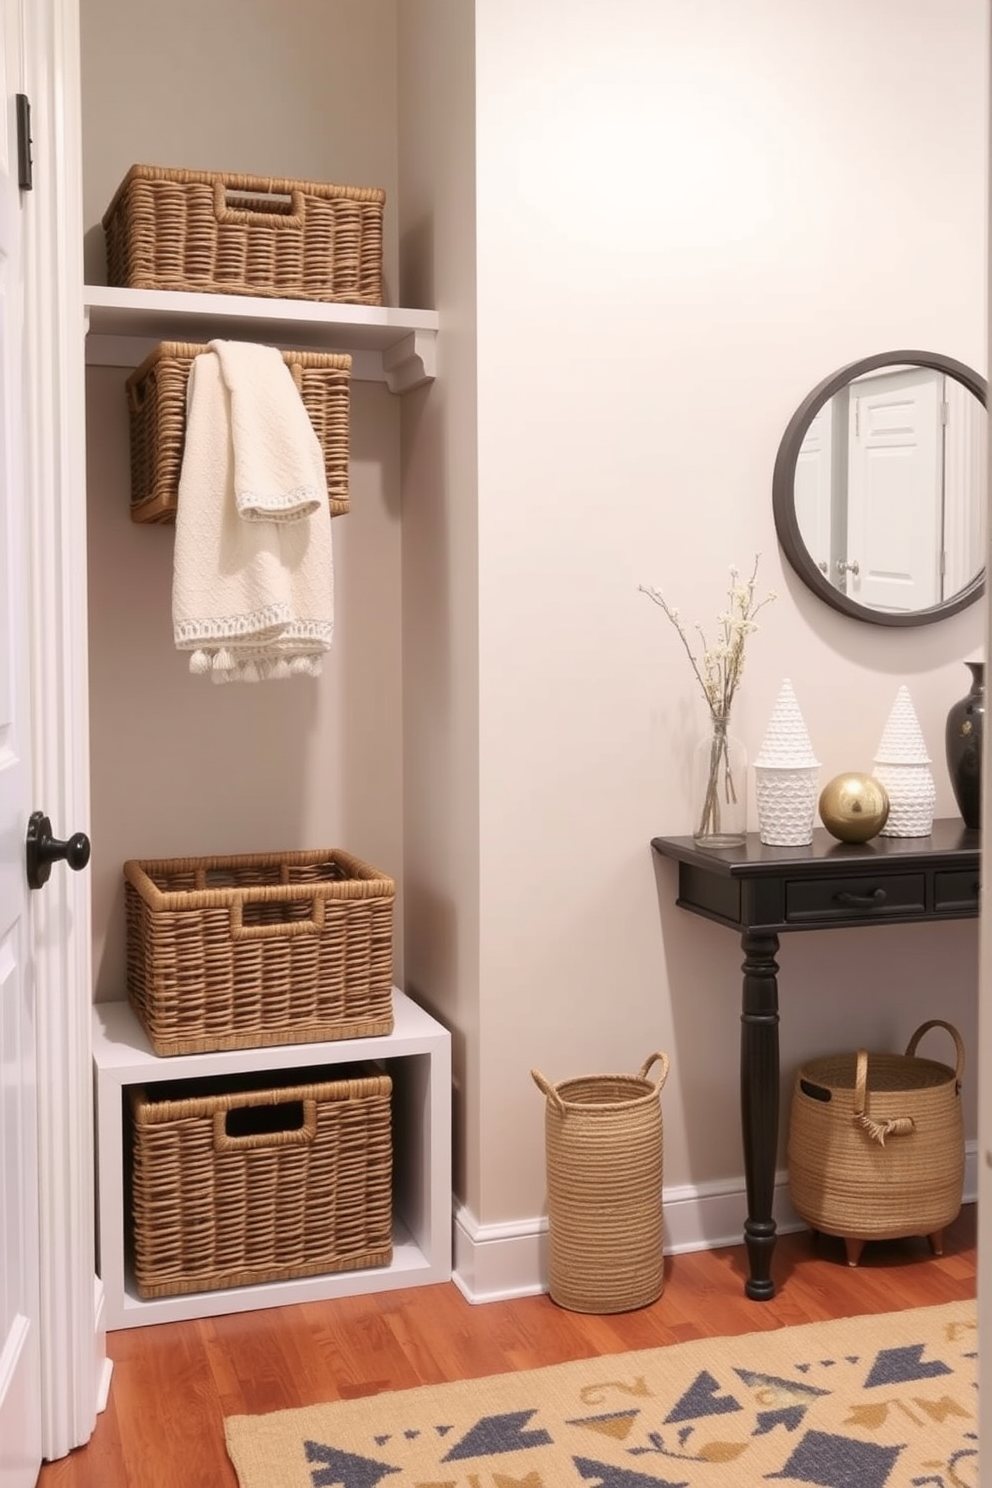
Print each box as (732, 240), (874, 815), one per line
(651, 819), (979, 1300)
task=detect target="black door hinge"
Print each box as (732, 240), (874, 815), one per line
(16, 95), (32, 191)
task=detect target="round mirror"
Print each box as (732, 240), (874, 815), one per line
(772, 350), (987, 626)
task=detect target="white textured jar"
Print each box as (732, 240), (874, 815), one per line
(873, 761), (936, 838)
(755, 764), (819, 846)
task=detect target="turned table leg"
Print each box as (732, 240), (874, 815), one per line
(740, 929), (780, 1300)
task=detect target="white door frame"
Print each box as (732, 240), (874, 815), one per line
(22, 0), (106, 1457)
(979, 15), (992, 1469)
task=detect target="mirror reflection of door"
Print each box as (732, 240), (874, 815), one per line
(848, 367), (942, 610)
(796, 366), (987, 613)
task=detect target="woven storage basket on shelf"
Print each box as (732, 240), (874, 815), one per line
(128, 1063), (393, 1298)
(123, 850), (395, 1056)
(787, 1019), (964, 1266)
(103, 164), (385, 304)
(531, 1053), (669, 1314)
(125, 342), (352, 524)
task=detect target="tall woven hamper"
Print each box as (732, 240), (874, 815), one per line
(531, 1052), (669, 1313)
(787, 1019), (964, 1267)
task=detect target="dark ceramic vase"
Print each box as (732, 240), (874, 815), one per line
(945, 661), (984, 830)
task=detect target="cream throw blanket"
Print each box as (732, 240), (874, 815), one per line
(172, 340), (333, 683)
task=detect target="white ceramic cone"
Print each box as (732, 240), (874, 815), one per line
(754, 679), (819, 769)
(874, 685), (931, 765)
(873, 686), (935, 836)
(754, 680), (820, 845)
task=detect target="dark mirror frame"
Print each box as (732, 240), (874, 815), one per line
(772, 349), (987, 627)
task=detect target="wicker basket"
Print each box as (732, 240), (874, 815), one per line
(125, 342), (352, 524)
(103, 164), (385, 305)
(787, 1019), (965, 1266)
(124, 850), (395, 1056)
(128, 1063), (393, 1297)
(531, 1053), (669, 1313)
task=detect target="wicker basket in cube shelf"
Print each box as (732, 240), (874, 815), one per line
(123, 850), (395, 1056)
(128, 1063), (393, 1297)
(125, 342), (352, 524)
(103, 164), (385, 305)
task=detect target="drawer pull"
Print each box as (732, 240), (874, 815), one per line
(835, 888), (887, 909)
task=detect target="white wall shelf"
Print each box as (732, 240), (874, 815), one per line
(92, 988), (452, 1330)
(83, 285), (439, 393)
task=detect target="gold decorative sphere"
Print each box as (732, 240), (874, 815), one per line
(818, 773), (890, 843)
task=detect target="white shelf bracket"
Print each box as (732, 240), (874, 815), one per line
(383, 330), (437, 395)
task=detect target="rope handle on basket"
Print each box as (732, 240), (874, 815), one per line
(853, 1049), (915, 1146)
(637, 1051), (671, 1093)
(530, 1051), (671, 1113)
(530, 1069), (565, 1112)
(853, 1019), (965, 1145)
(905, 1018), (966, 1087)
(853, 1047), (918, 1145)
(856, 1047), (916, 1148)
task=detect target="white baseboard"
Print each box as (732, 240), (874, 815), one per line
(452, 1142), (979, 1304)
(452, 1210), (549, 1305)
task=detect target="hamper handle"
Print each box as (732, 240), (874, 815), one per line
(637, 1051), (671, 1093)
(213, 1097), (317, 1153)
(905, 1019), (966, 1086)
(228, 896), (325, 940)
(531, 1052), (671, 1112)
(531, 1069), (566, 1113)
(853, 1049), (915, 1146)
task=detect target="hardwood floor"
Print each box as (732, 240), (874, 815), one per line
(37, 1205), (977, 1488)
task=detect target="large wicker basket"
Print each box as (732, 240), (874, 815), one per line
(125, 342), (352, 524)
(787, 1019), (965, 1266)
(531, 1053), (669, 1313)
(124, 850), (395, 1056)
(103, 164), (385, 305)
(128, 1063), (393, 1297)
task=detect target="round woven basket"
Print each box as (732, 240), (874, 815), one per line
(531, 1052), (669, 1314)
(787, 1019), (964, 1257)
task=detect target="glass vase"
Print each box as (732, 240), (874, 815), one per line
(692, 720), (747, 848)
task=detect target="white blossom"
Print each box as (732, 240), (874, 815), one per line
(638, 553), (776, 726)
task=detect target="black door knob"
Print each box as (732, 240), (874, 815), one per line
(26, 810), (91, 891)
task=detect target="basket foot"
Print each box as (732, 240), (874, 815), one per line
(927, 1229), (944, 1257)
(844, 1238), (865, 1268)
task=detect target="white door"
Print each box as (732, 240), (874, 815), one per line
(845, 368), (943, 611)
(0, 7), (43, 1485)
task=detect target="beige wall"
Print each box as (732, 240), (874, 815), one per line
(396, 2), (482, 1207)
(82, 0), (988, 1237)
(80, 0), (405, 1000)
(466, 0), (986, 1221)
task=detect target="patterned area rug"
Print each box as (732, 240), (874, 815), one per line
(224, 1299), (977, 1488)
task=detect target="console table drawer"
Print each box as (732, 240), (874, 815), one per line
(785, 873), (926, 923)
(934, 869), (981, 911)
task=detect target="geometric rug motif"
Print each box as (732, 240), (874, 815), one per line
(224, 1299), (977, 1488)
